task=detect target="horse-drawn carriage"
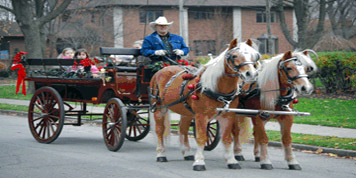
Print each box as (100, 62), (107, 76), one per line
(20, 38), (317, 171)
(23, 47), (220, 152)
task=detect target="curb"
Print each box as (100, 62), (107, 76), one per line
(268, 141), (356, 157)
(1, 109), (355, 158)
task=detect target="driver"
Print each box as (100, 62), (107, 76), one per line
(140, 16), (189, 64)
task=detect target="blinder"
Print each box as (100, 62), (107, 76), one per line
(225, 47), (256, 77)
(279, 57), (309, 84)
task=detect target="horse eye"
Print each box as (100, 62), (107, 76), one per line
(287, 67), (293, 71)
(232, 55), (237, 59)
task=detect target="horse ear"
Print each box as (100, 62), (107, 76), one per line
(246, 39), (253, 47)
(282, 51), (292, 60)
(228, 38), (238, 50)
(303, 50), (308, 56)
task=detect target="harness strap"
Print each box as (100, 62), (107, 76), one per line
(276, 87), (296, 106)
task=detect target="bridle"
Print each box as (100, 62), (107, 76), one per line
(279, 57), (308, 84)
(224, 47), (258, 78)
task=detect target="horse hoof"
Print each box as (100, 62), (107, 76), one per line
(228, 163), (241, 169)
(235, 155), (245, 161)
(156, 157), (168, 162)
(193, 165), (206, 171)
(184, 155), (194, 161)
(255, 157), (260, 162)
(289, 164), (302, 170)
(261, 164), (273, 170)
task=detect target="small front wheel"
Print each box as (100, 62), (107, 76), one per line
(102, 98), (127, 151)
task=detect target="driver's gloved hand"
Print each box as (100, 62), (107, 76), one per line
(154, 50), (167, 56)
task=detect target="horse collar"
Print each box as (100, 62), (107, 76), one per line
(202, 88), (239, 104)
(276, 87), (296, 106)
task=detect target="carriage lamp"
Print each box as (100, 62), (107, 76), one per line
(92, 97), (98, 101)
(293, 98), (299, 104)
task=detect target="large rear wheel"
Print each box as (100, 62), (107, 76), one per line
(28, 87), (64, 144)
(125, 105), (150, 141)
(102, 98), (127, 151)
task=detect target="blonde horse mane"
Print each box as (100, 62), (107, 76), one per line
(199, 42), (260, 92)
(258, 55), (281, 110)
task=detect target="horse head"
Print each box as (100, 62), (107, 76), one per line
(224, 39), (259, 83)
(279, 51), (313, 95)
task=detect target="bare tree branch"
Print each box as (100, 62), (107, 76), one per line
(0, 4), (14, 14)
(39, 0), (71, 26)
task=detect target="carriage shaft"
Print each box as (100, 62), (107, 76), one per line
(216, 108), (310, 116)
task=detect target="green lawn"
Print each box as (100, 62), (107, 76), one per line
(0, 84), (32, 100)
(294, 98), (356, 129)
(266, 130), (356, 150)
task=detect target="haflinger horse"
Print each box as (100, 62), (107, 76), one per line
(232, 50), (318, 170)
(149, 38), (260, 171)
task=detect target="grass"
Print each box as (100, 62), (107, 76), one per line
(0, 84), (32, 100)
(0, 103), (29, 111)
(294, 98), (356, 129)
(266, 130), (356, 150)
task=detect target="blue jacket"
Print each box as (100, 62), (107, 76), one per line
(140, 32), (189, 62)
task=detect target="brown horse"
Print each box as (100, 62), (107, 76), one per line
(149, 38), (260, 171)
(232, 50), (317, 170)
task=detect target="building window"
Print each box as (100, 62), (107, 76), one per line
(258, 33), (278, 54)
(256, 11), (277, 23)
(139, 10), (163, 24)
(193, 40), (216, 56)
(193, 10), (214, 20)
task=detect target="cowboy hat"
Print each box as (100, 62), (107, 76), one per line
(149, 16), (173, 31)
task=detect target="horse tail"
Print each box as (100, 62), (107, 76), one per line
(238, 117), (251, 143)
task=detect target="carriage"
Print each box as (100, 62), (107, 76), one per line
(23, 47), (220, 152)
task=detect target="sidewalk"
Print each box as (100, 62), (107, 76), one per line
(1, 98), (356, 139)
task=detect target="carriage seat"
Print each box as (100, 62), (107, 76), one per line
(116, 66), (137, 72)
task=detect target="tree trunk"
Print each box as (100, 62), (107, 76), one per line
(277, 0), (326, 49)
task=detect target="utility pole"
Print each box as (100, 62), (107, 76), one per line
(179, 0), (184, 36)
(266, 0), (273, 54)
(179, 0), (189, 46)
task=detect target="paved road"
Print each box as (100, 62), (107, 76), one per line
(1, 114), (355, 178)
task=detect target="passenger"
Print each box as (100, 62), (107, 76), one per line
(74, 48), (99, 78)
(140, 16), (189, 64)
(57, 47), (74, 59)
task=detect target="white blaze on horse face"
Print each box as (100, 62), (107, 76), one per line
(294, 65), (313, 95)
(236, 53), (257, 83)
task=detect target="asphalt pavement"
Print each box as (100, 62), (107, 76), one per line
(0, 98), (356, 157)
(1, 114), (356, 178)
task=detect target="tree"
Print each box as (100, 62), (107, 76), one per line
(327, 0), (356, 39)
(276, 0), (327, 49)
(0, 0), (71, 58)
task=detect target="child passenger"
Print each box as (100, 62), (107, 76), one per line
(74, 49), (99, 78)
(58, 47), (74, 59)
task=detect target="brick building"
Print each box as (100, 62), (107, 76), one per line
(102, 0), (296, 56)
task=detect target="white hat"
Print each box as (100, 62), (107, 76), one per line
(149, 16), (173, 31)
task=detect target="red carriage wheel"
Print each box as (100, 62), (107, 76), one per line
(193, 119), (221, 151)
(125, 104), (150, 141)
(102, 98), (127, 151)
(28, 87), (65, 144)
